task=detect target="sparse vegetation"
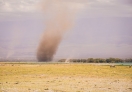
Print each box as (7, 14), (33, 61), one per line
(0, 62), (132, 92)
(58, 58), (132, 63)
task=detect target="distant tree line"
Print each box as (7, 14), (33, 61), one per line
(58, 58), (132, 63)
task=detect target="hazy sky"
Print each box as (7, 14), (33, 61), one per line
(0, 0), (132, 60)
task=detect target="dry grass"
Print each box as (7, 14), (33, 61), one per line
(0, 62), (132, 92)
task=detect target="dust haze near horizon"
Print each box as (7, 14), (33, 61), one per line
(0, 0), (132, 60)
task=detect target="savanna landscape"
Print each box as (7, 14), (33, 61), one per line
(0, 62), (132, 92)
(0, 0), (132, 92)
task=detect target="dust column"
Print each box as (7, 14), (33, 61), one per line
(37, 0), (74, 61)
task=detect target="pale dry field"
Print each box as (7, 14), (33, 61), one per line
(0, 62), (132, 92)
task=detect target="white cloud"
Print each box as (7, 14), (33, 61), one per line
(0, 0), (40, 13)
(0, 0), (132, 19)
(0, 0), (131, 20)
(81, 0), (132, 17)
(0, 0), (88, 13)
(111, 0), (132, 5)
(0, 0), (44, 21)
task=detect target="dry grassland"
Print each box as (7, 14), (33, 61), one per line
(0, 62), (132, 92)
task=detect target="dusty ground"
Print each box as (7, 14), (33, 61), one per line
(0, 63), (132, 92)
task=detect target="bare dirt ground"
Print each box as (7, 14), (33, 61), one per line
(0, 63), (132, 92)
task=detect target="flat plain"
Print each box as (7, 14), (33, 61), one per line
(0, 62), (132, 92)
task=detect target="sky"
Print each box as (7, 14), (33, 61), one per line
(0, 0), (132, 60)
